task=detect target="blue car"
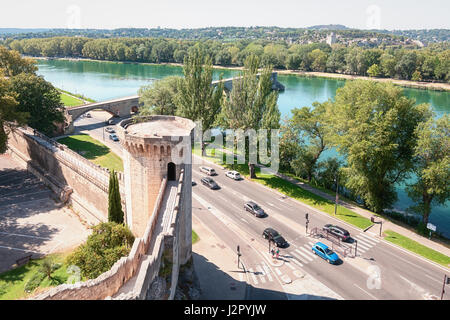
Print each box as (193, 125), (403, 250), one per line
(312, 242), (339, 264)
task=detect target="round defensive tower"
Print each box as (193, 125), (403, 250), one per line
(117, 116), (195, 241)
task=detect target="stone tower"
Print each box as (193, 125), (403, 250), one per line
(117, 116), (195, 250)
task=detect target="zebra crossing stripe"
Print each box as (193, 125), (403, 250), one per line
(295, 248), (314, 261)
(256, 265), (266, 283)
(286, 261), (296, 270)
(239, 272), (244, 282)
(275, 268), (282, 276)
(291, 257), (304, 267)
(354, 238), (373, 250)
(358, 233), (379, 243)
(248, 268), (258, 285)
(300, 246), (317, 259)
(262, 264), (274, 282)
(290, 251), (306, 263)
(308, 241), (315, 246)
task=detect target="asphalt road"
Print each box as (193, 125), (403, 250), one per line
(73, 114), (449, 300)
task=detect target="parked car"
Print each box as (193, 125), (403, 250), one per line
(244, 201), (265, 218)
(262, 228), (288, 248)
(225, 170), (241, 180)
(312, 242), (339, 264)
(109, 134), (119, 142)
(86, 113), (92, 118)
(105, 119), (115, 125)
(105, 127), (115, 133)
(201, 177), (220, 190)
(199, 166), (216, 176)
(322, 224), (351, 242)
(192, 181), (197, 186)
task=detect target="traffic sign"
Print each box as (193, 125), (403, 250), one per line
(427, 223), (436, 232)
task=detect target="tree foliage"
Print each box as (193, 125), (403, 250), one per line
(326, 80), (432, 213)
(108, 170), (124, 224)
(138, 76), (182, 116)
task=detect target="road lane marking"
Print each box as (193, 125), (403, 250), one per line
(275, 268), (282, 276)
(358, 233), (380, 243)
(262, 264), (274, 282)
(308, 241), (315, 246)
(295, 248), (314, 261)
(285, 261), (296, 270)
(291, 258), (304, 267)
(424, 274), (443, 284)
(0, 245), (41, 254)
(301, 245), (318, 258)
(256, 265), (266, 283)
(248, 268), (258, 285)
(353, 238), (373, 250)
(353, 284), (379, 300)
(239, 273), (244, 282)
(0, 231), (53, 240)
(289, 251), (306, 264)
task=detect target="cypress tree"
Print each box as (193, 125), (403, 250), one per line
(108, 170), (124, 224)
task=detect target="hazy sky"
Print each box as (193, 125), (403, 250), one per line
(1, 0), (449, 30)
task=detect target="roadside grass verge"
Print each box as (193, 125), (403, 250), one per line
(0, 253), (77, 300)
(384, 230), (450, 267)
(193, 146), (373, 230)
(192, 230), (200, 244)
(60, 91), (85, 107)
(57, 134), (123, 172)
(59, 89), (96, 103)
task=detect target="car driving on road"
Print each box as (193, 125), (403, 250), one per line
(262, 228), (288, 248)
(225, 171), (241, 180)
(199, 166), (217, 176)
(323, 224), (351, 242)
(109, 134), (119, 141)
(105, 127), (115, 133)
(201, 177), (220, 190)
(244, 201), (266, 217)
(312, 242), (339, 264)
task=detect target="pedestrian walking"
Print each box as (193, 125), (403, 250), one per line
(276, 249), (280, 259)
(271, 248), (275, 259)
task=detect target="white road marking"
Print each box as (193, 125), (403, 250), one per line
(248, 268), (258, 285)
(424, 274), (444, 284)
(275, 268), (282, 276)
(295, 248), (314, 261)
(358, 233), (380, 243)
(291, 258), (304, 267)
(308, 241), (315, 246)
(261, 263), (274, 282)
(286, 261), (296, 270)
(0, 231), (53, 240)
(240, 218), (249, 224)
(301, 245), (318, 259)
(0, 245), (41, 254)
(256, 265), (266, 283)
(353, 238), (373, 250)
(353, 284), (379, 300)
(239, 273), (244, 282)
(289, 251), (306, 263)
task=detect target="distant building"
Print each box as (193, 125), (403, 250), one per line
(326, 32), (337, 45)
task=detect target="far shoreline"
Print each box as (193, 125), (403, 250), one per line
(31, 56), (450, 92)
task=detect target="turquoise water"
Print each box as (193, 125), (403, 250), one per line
(36, 59), (450, 237)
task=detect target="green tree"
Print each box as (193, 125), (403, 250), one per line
(288, 102), (330, 182)
(66, 222), (134, 279)
(367, 64), (381, 77)
(108, 170), (124, 224)
(176, 48), (224, 155)
(327, 80), (431, 213)
(9, 73), (64, 136)
(0, 46), (37, 77)
(308, 49), (328, 72)
(407, 115), (450, 226)
(138, 76), (182, 116)
(219, 54), (280, 178)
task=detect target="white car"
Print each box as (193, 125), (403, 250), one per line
(226, 171), (241, 180)
(199, 166), (216, 176)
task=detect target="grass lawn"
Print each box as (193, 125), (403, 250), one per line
(384, 230), (450, 267)
(0, 253), (78, 300)
(192, 230), (200, 244)
(58, 134), (124, 172)
(193, 145), (373, 230)
(60, 91), (85, 107)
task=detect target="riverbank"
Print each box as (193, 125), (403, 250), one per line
(33, 56), (450, 92)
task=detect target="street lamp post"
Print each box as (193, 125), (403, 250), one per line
(268, 234), (272, 254)
(441, 274), (450, 300)
(305, 213), (309, 236)
(334, 174), (339, 215)
(355, 239), (358, 257)
(237, 245), (242, 270)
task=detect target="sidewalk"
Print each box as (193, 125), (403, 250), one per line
(202, 144), (450, 259)
(192, 216), (247, 300)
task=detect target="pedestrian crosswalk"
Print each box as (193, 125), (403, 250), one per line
(353, 232), (380, 253)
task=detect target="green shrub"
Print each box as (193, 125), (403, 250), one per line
(24, 272), (46, 293)
(66, 222), (135, 279)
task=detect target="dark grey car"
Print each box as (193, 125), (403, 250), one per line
(244, 201), (265, 217)
(201, 177), (220, 190)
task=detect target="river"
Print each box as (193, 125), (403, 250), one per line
(36, 58), (450, 237)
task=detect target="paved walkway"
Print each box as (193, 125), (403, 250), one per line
(192, 215), (247, 300)
(204, 144), (450, 258)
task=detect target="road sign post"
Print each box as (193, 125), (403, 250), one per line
(237, 245), (242, 270)
(427, 223), (436, 240)
(355, 239), (358, 257)
(441, 274), (449, 300)
(305, 213), (309, 235)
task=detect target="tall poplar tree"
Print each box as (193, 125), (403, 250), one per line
(108, 170), (124, 224)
